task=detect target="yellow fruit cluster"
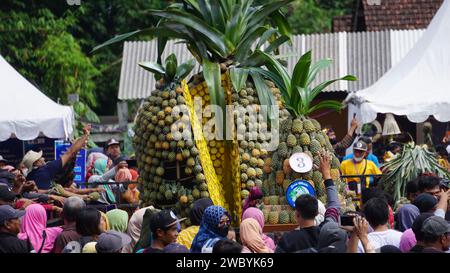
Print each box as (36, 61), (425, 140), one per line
(189, 74), (232, 183)
(181, 80), (227, 210)
(188, 74), (242, 224)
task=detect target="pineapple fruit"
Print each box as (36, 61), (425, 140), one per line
(261, 115), (351, 214)
(268, 207), (279, 225)
(279, 209), (290, 224)
(134, 80), (210, 212)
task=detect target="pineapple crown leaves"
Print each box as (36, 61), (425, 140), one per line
(380, 143), (450, 206)
(93, 0), (293, 66)
(139, 54), (196, 83)
(255, 50), (357, 117)
(93, 0), (294, 135)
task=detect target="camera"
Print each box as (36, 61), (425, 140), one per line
(340, 215), (355, 226)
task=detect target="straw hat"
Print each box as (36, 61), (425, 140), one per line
(22, 150), (43, 171)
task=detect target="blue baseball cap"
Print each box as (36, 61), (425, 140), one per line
(0, 205), (25, 225)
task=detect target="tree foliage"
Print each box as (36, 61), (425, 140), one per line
(0, 0), (172, 116)
(259, 0), (355, 34)
(0, 0), (354, 118)
(0, 2), (97, 107)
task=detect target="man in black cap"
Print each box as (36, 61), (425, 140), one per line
(105, 139), (127, 167)
(0, 205), (31, 253)
(343, 137), (380, 167)
(409, 212), (434, 253)
(143, 210), (186, 253)
(340, 140), (382, 191)
(413, 190), (449, 218)
(0, 186), (18, 207)
(95, 230), (131, 253)
(420, 216), (450, 253)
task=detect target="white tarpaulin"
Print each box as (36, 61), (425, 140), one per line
(346, 0), (450, 124)
(0, 55), (74, 141)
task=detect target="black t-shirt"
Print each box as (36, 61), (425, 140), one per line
(409, 244), (425, 253)
(0, 232), (31, 253)
(275, 227), (320, 253)
(143, 247), (164, 253)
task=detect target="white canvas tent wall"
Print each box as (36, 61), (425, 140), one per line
(0, 55), (74, 141)
(346, 0), (450, 124)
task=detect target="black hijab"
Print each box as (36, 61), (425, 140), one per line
(189, 198), (213, 226)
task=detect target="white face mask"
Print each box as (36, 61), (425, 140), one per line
(21, 168), (28, 177)
(353, 156), (364, 163)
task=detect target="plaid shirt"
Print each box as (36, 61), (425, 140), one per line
(333, 133), (356, 156)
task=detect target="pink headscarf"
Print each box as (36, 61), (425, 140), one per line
(87, 152), (108, 174)
(18, 204), (63, 253)
(242, 207), (276, 251)
(399, 228), (417, 252)
(240, 218), (273, 253)
(115, 168), (132, 182)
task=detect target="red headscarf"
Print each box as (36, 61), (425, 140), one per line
(243, 187), (263, 213)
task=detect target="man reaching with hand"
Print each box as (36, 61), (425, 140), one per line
(23, 125), (92, 191)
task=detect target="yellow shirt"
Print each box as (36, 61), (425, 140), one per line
(176, 225), (200, 250)
(340, 158), (382, 187)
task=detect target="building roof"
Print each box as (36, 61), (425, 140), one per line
(363, 0), (443, 31)
(333, 0), (443, 32)
(118, 29), (424, 100)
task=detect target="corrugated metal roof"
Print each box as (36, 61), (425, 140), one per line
(280, 33), (341, 91)
(118, 40), (201, 100)
(118, 29), (425, 100)
(347, 31), (391, 92)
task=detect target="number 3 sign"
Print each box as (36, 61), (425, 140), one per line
(289, 153), (313, 173)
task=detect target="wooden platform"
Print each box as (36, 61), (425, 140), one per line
(263, 224), (298, 233)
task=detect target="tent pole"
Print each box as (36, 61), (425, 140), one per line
(416, 123), (424, 144)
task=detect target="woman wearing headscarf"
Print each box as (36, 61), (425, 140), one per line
(18, 204), (63, 253)
(106, 209), (129, 233)
(399, 228), (416, 252)
(240, 218), (273, 253)
(242, 187), (263, 213)
(100, 212), (110, 232)
(396, 204), (420, 232)
(117, 168), (139, 204)
(121, 206), (155, 253)
(88, 158), (118, 204)
(177, 198), (213, 249)
(242, 207), (275, 251)
(191, 206), (230, 253)
(86, 152), (109, 182)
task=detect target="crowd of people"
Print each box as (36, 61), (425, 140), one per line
(0, 122), (450, 253)
(1, 140), (450, 253)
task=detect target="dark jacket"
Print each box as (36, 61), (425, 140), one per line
(275, 179), (341, 253)
(0, 232), (32, 253)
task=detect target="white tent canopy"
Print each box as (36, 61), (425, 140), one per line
(0, 55), (74, 141)
(346, 0), (450, 124)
